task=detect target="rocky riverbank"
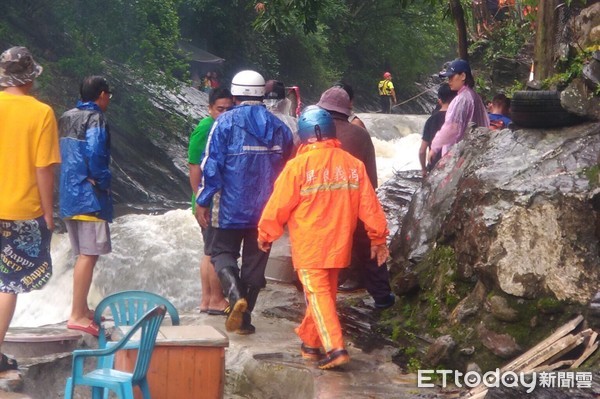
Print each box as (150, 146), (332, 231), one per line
(1, 282), (463, 399)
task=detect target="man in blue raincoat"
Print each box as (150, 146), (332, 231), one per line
(59, 76), (113, 337)
(196, 70), (294, 335)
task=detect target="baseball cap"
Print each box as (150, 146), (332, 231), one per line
(439, 59), (471, 77)
(0, 46), (43, 87)
(316, 87), (351, 117)
(264, 80), (286, 100)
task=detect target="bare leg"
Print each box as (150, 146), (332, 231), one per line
(199, 255), (211, 311)
(0, 293), (17, 347)
(205, 257), (228, 310)
(69, 254), (98, 326)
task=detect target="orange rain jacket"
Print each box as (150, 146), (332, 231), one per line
(258, 139), (389, 269)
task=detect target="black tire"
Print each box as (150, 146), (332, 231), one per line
(510, 90), (580, 128)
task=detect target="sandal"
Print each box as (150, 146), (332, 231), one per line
(300, 343), (323, 360)
(0, 353), (18, 372)
(67, 321), (102, 337)
(318, 348), (349, 370)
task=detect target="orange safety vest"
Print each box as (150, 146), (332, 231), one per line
(258, 139), (388, 269)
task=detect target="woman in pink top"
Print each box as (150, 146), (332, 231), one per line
(430, 59), (489, 162)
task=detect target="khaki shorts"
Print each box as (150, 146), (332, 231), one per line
(65, 220), (111, 256)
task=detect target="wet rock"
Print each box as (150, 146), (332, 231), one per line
(561, 78), (600, 121)
(487, 295), (519, 323)
(477, 324), (522, 359)
(582, 52), (600, 91)
(378, 170), (422, 244)
(393, 121), (600, 304)
(568, 2), (600, 49)
(424, 335), (456, 367)
(451, 280), (487, 324)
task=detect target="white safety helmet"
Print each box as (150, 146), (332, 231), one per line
(230, 70), (265, 97)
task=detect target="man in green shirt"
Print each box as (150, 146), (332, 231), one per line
(188, 87), (233, 314)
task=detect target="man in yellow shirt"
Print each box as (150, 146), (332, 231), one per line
(0, 46), (60, 371)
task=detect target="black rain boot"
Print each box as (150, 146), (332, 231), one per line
(237, 287), (260, 335)
(218, 267), (247, 332)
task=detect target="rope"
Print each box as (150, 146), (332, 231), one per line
(391, 88), (434, 108)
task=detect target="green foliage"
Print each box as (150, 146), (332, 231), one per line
(543, 45), (600, 92)
(581, 165), (600, 188)
(3, 0), (187, 86)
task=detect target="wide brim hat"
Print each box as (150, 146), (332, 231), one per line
(0, 46), (43, 87)
(316, 87), (351, 117)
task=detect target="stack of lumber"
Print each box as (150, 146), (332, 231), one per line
(466, 315), (598, 398)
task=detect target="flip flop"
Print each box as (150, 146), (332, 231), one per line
(67, 321), (101, 337)
(0, 353), (18, 372)
(207, 306), (231, 316)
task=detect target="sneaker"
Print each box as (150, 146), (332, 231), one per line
(318, 349), (350, 370)
(374, 293), (395, 309)
(300, 343), (323, 360)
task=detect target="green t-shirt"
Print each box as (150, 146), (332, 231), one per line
(188, 116), (214, 164)
(188, 116), (214, 210)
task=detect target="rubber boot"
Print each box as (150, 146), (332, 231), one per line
(218, 267), (247, 332)
(237, 287), (260, 335)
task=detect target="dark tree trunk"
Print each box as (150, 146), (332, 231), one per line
(449, 0), (469, 60)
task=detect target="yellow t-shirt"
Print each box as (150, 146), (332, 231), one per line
(0, 91), (61, 220)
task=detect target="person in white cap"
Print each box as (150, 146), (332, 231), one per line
(0, 46), (60, 371)
(195, 70), (294, 335)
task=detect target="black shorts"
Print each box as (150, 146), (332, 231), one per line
(201, 225), (216, 256)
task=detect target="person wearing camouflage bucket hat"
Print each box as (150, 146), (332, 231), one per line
(0, 45), (60, 371)
(0, 46), (43, 87)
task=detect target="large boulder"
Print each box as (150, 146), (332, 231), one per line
(391, 121), (600, 304)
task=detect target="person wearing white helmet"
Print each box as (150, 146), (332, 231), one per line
(196, 70), (294, 335)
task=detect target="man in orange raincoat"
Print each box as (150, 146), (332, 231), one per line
(257, 106), (389, 369)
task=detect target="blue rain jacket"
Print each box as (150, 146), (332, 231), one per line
(197, 103), (294, 229)
(58, 101), (113, 222)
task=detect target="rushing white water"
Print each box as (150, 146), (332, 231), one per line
(12, 116), (426, 327)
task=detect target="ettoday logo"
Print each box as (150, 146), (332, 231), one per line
(417, 369), (593, 393)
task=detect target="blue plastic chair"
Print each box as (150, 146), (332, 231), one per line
(94, 290), (180, 349)
(64, 305), (166, 399)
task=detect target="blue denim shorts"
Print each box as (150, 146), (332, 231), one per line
(0, 217), (53, 294)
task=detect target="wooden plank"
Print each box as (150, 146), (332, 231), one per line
(542, 333), (588, 367)
(501, 315), (583, 372)
(529, 359), (575, 373)
(571, 342), (599, 369)
(469, 316), (584, 397)
(519, 334), (581, 373)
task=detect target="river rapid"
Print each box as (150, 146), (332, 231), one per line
(13, 114), (426, 327)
